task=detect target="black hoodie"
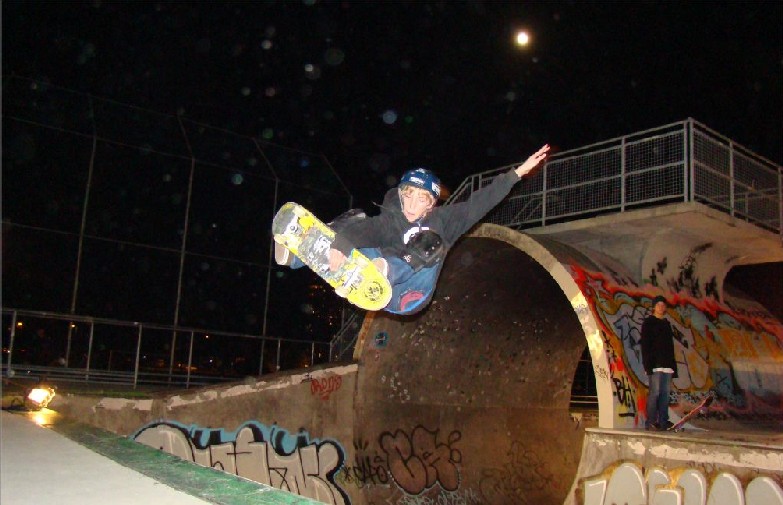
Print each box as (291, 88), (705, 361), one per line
(331, 170), (522, 257)
(640, 315), (678, 377)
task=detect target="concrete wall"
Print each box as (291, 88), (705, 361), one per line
(568, 428), (783, 505)
(52, 364), (359, 504)
(51, 221), (783, 505)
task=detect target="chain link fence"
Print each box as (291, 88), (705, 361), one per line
(2, 76), (353, 385)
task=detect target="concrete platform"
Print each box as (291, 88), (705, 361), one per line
(0, 409), (322, 505)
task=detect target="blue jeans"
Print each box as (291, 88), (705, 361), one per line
(289, 247), (441, 315)
(646, 371), (673, 428)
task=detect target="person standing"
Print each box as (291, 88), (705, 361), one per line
(641, 295), (678, 430)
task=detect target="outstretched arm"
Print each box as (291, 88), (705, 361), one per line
(514, 144), (550, 178)
(439, 143), (551, 242)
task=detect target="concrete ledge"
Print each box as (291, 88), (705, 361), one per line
(566, 427), (783, 505)
(46, 410), (324, 505)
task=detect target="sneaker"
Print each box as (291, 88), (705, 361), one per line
(645, 423), (661, 431)
(661, 420), (674, 430)
(372, 257), (389, 279)
(274, 242), (293, 266)
(329, 209), (366, 233)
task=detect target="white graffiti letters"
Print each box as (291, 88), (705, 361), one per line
(133, 421), (348, 505)
(582, 462), (783, 505)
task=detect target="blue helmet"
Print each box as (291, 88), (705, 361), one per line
(399, 168), (441, 199)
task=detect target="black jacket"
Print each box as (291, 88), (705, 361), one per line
(640, 315), (678, 377)
(332, 170), (521, 256)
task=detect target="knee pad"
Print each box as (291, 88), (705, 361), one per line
(401, 230), (444, 271)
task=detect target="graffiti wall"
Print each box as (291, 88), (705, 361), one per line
(570, 258), (783, 428)
(133, 420), (350, 504)
(133, 418), (481, 505)
(109, 228), (782, 505)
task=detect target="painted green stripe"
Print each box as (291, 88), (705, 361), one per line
(50, 416), (324, 505)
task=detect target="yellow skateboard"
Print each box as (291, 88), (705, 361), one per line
(272, 202), (392, 311)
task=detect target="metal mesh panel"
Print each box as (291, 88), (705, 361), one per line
(692, 127), (780, 230)
(625, 132), (685, 173)
(733, 151), (777, 190)
(547, 147), (622, 189)
(623, 132), (686, 204)
(693, 163), (732, 210)
(484, 193), (543, 226)
(547, 178), (622, 217)
(733, 151), (780, 228)
(694, 130), (731, 177)
(625, 165), (685, 204)
(545, 148), (623, 217)
(464, 167), (545, 226)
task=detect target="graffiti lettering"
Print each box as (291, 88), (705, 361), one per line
(582, 462), (783, 505)
(335, 438), (390, 488)
(379, 425), (462, 495)
(310, 375), (343, 400)
(611, 374), (637, 417)
(133, 420), (349, 505)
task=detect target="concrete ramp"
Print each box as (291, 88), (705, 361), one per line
(353, 231), (590, 504)
(49, 223), (783, 505)
(350, 222), (783, 504)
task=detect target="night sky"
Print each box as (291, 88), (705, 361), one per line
(4, 1), (782, 206)
(2, 1), (782, 347)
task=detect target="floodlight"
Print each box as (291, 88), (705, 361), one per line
(26, 387), (56, 409)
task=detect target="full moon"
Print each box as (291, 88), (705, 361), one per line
(515, 30), (530, 46)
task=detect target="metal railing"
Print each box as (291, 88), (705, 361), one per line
(328, 307), (365, 362)
(2, 75), (352, 349)
(2, 308), (331, 389)
(448, 119), (782, 237)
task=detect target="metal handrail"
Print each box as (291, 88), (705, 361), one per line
(446, 119), (782, 237)
(2, 308), (329, 389)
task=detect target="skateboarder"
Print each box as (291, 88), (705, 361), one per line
(276, 144), (550, 314)
(640, 295), (678, 430)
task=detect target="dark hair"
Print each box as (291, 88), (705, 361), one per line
(652, 295), (667, 307)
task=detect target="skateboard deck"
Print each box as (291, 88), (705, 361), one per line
(272, 202), (392, 311)
(668, 393), (714, 432)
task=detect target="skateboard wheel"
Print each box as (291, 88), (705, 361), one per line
(364, 282), (384, 301)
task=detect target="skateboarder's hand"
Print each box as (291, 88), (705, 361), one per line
(328, 248), (346, 271)
(515, 144), (550, 178)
